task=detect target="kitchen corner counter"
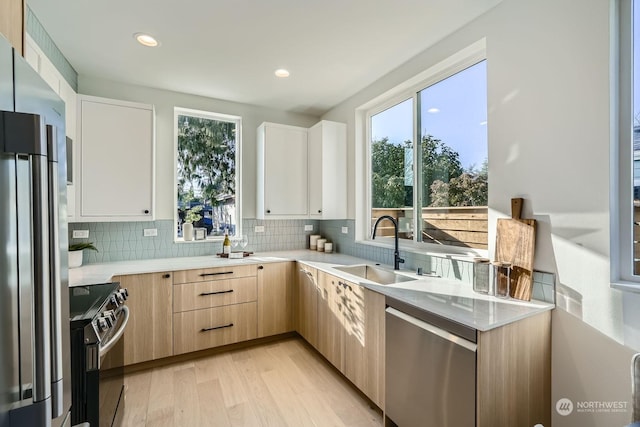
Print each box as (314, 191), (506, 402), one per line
(295, 258), (554, 332)
(67, 250), (367, 287)
(69, 250), (553, 332)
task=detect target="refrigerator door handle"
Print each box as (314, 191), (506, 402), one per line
(46, 124), (64, 418)
(30, 149), (52, 404)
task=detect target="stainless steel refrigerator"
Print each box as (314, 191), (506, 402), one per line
(0, 34), (71, 427)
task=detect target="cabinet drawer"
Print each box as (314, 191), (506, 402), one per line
(173, 302), (258, 354)
(174, 276), (257, 312)
(173, 264), (257, 284)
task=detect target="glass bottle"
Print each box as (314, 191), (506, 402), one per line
(223, 233), (231, 254)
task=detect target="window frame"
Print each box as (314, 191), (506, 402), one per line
(612, 0), (640, 290)
(357, 40), (488, 256)
(173, 106), (243, 242)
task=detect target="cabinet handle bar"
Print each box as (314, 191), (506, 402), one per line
(199, 289), (234, 296)
(200, 323), (234, 332)
(200, 271), (233, 277)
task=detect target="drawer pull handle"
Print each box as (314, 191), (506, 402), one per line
(201, 323), (234, 332)
(200, 271), (233, 277)
(199, 289), (234, 296)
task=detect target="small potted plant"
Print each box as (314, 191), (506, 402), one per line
(182, 205), (202, 241)
(68, 242), (98, 268)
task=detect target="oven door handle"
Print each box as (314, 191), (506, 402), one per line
(99, 305), (130, 358)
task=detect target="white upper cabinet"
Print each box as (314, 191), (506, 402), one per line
(308, 120), (347, 219)
(257, 122), (308, 218)
(77, 95), (155, 221)
(256, 120), (347, 220)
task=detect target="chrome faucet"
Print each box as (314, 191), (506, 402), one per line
(372, 215), (405, 270)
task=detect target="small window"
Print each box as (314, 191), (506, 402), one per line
(174, 108), (241, 241)
(368, 60), (488, 250)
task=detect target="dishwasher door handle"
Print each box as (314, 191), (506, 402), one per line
(385, 307), (477, 353)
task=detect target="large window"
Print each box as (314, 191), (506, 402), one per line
(174, 107), (241, 241)
(633, 0), (640, 276)
(614, 0), (640, 286)
(368, 60), (488, 250)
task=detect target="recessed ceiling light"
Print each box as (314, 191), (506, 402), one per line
(427, 107), (440, 113)
(275, 69), (290, 78)
(134, 33), (159, 47)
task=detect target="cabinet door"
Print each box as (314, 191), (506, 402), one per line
(79, 96), (154, 220)
(0, 0), (24, 53)
(296, 265), (318, 347)
(344, 285), (385, 408)
(307, 122), (323, 216)
(257, 123), (308, 217)
(317, 272), (344, 370)
(257, 262), (295, 337)
(110, 272), (173, 366)
(308, 120), (347, 219)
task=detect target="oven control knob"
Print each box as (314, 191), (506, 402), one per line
(102, 310), (117, 327)
(110, 295), (120, 308)
(116, 289), (127, 303)
(97, 317), (109, 332)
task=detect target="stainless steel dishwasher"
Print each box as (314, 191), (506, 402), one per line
(385, 299), (477, 427)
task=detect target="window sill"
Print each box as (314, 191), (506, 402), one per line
(357, 237), (488, 261)
(174, 237), (223, 244)
(611, 281), (640, 294)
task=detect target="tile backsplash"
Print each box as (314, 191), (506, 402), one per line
(68, 218), (555, 304)
(68, 219), (319, 264)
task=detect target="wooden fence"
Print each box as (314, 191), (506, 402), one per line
(372, 206), (488, 250)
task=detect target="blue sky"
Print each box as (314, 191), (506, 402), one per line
(371, 61), (488, 171)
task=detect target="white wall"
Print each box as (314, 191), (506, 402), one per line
(322, 0), (639, 425)
(78, 75), (319, 220)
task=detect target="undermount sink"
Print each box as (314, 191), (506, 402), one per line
(334, 264), (418, 286)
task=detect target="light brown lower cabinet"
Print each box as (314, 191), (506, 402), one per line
(344, 285), (385, 408)
(317, 272), (345, 369)
(173, 302), (258, 354)
(476, 311), (551, 426)
(0, 0), (24, 53)
(257, 261), (295, 337)
(296, 265), (318, 348)
(315, 270), (385, 408)
(107, 271), (174, 367)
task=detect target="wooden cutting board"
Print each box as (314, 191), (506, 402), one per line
(495, 198), (536, 301)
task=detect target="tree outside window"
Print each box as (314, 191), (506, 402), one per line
(175, 109), (241, 239)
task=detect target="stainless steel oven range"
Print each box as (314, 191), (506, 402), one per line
(69, 282), (129, 427)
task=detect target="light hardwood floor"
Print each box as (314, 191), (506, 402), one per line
(122, 337), (383, 427)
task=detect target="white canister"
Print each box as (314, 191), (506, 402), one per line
(324, 242), (333, 253)
(310, 234), (321, 250)
(317, 238), (327, 252)
(183, 222), (194, 241)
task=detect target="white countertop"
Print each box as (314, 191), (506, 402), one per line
(69, 250), (553, 332)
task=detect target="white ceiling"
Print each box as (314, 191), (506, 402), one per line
(27, 0), (500, 116)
